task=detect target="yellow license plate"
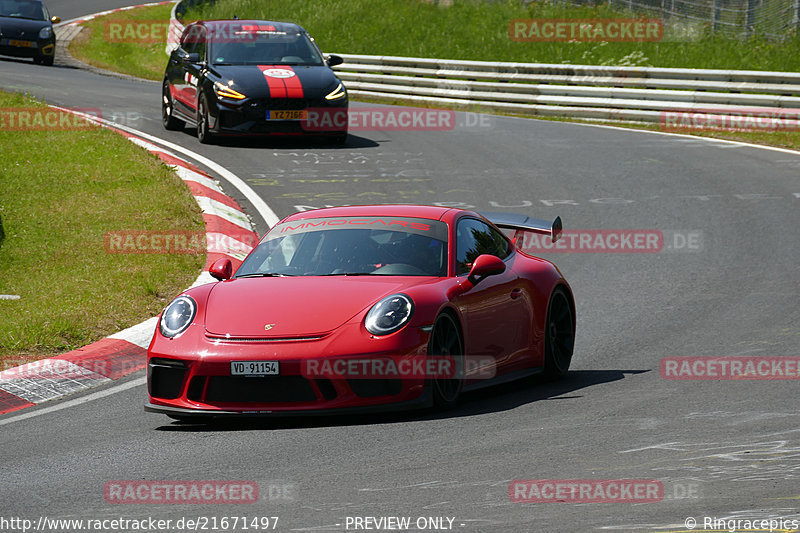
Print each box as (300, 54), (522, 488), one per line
(9, 39), (34, 48)
(268, 110), (307, 120)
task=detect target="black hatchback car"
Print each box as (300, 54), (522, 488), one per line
(162, 20), (348, 144)
(0, 0), (59, 65)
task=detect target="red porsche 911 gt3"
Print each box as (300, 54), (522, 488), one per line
(145, 205), (575, 420)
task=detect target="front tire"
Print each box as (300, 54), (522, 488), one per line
(543, 287), (575, 379)
(429, 312), (464, 409)
(196, 95), (215, 144)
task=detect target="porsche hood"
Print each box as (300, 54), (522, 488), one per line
(203, 277), (417, 338)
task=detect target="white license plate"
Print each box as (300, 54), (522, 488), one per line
(231, 360), (279, 376)
(267, 110), (307, 120)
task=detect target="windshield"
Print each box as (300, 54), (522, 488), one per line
(236, 217), (449, 277)
(208, 28), (324, 66)
(0, 0), (46, 20)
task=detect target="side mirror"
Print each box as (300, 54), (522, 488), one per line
(467, 254), (505, 284)
(180, 51), (200, 63)
(327, 54), (343, 67)
(209, 258), (233, 281)
(51, 15), (61, 24)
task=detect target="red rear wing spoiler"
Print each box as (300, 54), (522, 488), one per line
(480, 212), (563, 244)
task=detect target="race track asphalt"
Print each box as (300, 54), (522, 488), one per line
(1, 4), (799, 531)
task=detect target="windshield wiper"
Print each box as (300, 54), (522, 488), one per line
(235, 272), (293, 278)
(319, 272), (375, 276)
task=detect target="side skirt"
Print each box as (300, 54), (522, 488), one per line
(462, 366), (544, 393)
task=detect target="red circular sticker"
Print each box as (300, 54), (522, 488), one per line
(263, 69), (296, 79)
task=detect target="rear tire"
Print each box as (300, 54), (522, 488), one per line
(543, 287), (575, 379)
(429, 312), (464, 409)
(162, 81), (185, 131)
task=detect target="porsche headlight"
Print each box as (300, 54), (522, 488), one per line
(160, 296), (196, 338)
(325, 82), (345, 101)
(365, 294), (414, 336)
(213, 81), (246, 100)
(39, 27), (52, 39)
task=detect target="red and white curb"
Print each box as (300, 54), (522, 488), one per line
(58, 1), (175, 28)
(0, 109), (261, 416)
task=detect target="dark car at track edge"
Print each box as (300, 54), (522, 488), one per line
(162, 19), (348, 144)
(0, 0), (59, 66)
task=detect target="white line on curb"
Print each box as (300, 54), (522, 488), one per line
(172, 165), (223, 192)
(108, 317), (159, 348)
(195, 196), (253, 230)
(0, 377), (147, 427)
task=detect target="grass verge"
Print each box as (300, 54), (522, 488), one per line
(0, 90), (205, 362)
(68, 2), (172, 81)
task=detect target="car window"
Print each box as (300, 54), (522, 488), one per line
(0, 0), (46, 20)
(455, 218), (512, 275)
(180, 25), (206, 60)
(236, 218), (448, 277)
(208, 30), (324, 66)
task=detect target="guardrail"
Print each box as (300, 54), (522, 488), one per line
(331, 54), (800, 123)
(165, 0), (800, 125)
(166, 0), (190, 56)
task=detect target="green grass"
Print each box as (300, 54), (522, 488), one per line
(68, 3), (173, 81)
(0, 91), (205, 360)
(185, 0), (800, 71)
